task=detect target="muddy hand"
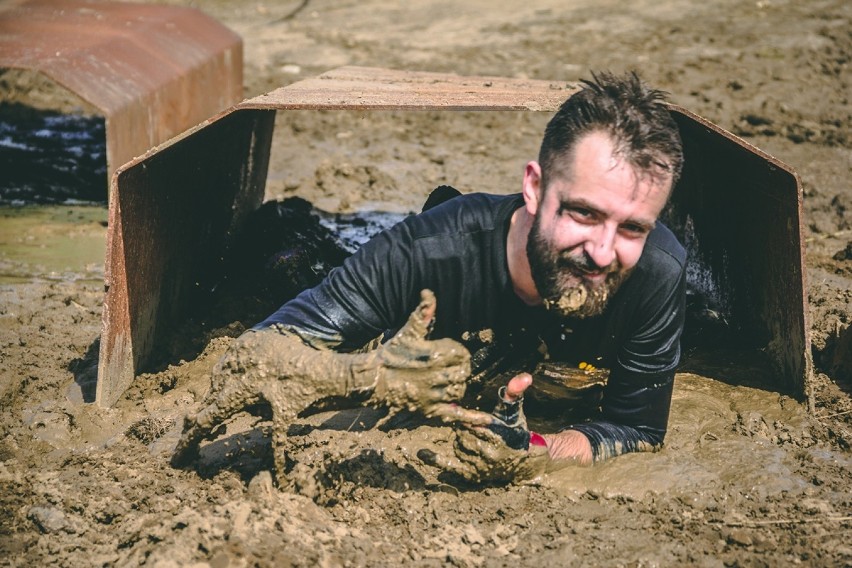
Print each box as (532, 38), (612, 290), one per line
(171, 328), (337, 469)
(171, 415), (207, 467)
(431, 372), (532, 429)
(171, 373), (262, 467)
(419, 422), (549, 484)
(172, 290), (469, 469)
(421, 373), (549, 484)
(370, 289), (471, 415)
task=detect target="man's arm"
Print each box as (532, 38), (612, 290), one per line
(541, 430), (594, 465)
(173, 290), (472, 478)
(495, 374), (594, 464)
(496, 374), (668, 466)
(490, 369), (674, 465)
(253, 210), (424, 351)
(556, 372), (675, 462)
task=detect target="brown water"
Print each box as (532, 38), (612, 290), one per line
(0, 205), (106, 284)
(545, 372), (825, 499)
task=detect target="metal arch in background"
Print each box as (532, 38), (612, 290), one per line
(0, 0), (243, 180)
(97, 65), (811, 407)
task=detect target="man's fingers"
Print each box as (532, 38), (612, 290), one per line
(381, 337), (470, 371)
(419, 424), (539, 485)
(416, 427), (500, 480)
(416, 447), (471, 479)
(429, 405), (530, 451)
(429, 403), (497, 425)
(417, 288), (437, 324)
(171, 415), (202, 467)
(396, 289), (437, 342)
(425, 338), (470, 368)
(504, 373), (533, 401)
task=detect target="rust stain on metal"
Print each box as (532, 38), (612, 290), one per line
(97, 66), (810, 407)
(0, 0), (243, 179)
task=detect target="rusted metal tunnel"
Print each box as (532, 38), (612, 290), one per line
(0, 0), (243, 184)
(96, 66), (812, 408)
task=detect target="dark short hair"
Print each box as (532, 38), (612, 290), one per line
(539, 71), (683, 190)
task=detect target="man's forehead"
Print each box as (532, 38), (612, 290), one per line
(547, 131), (673, 200)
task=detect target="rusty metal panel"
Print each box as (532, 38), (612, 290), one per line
(0, 0), (243, 179)
(666, 106), (811, 394)
(97, 109), (274, 407)
(97, 66), (810, 407)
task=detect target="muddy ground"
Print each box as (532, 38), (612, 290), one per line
(1, 0), (851, 566)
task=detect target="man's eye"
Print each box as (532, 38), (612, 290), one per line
(620, 223), (648, 236)
(567, 207), (594, 221)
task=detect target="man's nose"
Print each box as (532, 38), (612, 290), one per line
(584, 224), (617, 269)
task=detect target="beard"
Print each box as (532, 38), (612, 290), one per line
(526, 217), (632, 319)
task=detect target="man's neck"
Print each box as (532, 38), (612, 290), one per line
(507, 206), (542, 306)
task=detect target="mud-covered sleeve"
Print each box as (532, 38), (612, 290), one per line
(252, 217), (421, 351)
(568, 245), (687, 461)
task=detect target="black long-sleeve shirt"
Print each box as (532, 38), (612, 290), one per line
(256, 192), (687, 460)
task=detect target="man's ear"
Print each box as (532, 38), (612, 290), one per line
(522, 161), (543, 216)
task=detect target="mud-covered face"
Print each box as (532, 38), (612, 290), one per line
(523, 131), (671, 318)
(526, 214), (633, 318)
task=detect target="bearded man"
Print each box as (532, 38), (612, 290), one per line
(173, 71), (686, 480)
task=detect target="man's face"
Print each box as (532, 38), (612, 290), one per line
(524, 131), (672, 318)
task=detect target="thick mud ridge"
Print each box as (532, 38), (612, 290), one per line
(1, 0), (851, 566)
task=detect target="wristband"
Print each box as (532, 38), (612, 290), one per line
(529, 431), (547, 447)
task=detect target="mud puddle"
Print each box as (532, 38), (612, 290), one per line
(0, 200), (825, 510)
(174, 345), (829, 507)
(544, 372), (825, 499)
(0, 205), (106, 284)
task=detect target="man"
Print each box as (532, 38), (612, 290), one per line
(172, 71), (686, 482)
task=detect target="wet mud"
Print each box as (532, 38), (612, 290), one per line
(0, 205), (106, 284)
(2, 0), (851, 566)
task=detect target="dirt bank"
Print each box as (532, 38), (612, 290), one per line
(1, 0), (850, 566)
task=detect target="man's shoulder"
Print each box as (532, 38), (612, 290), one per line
(640, 222), (687, 274)
(423, 191), (523, 221)
(409, 191), (523, 238)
